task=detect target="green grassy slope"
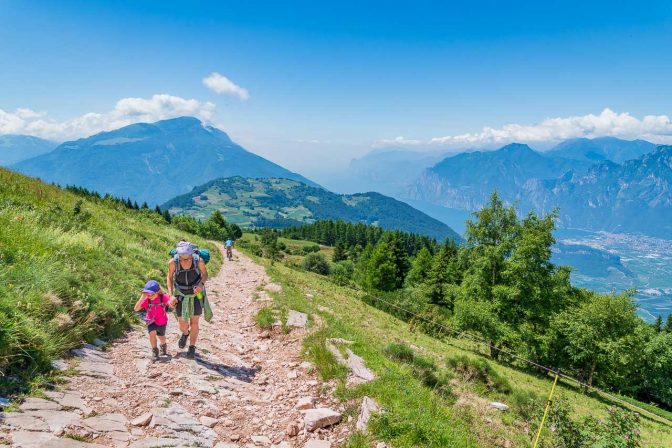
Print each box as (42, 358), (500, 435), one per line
(0, 168), (221, 394)
(162, 176), (461, 241)
(239, 238), (672, 447)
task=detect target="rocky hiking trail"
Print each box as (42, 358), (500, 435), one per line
(1, 247), (370, 448)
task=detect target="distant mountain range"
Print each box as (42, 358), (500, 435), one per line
(402, 139), (672, 238)
(526, 146), (672, 237)
(162, 176), (461, 242)
(0, 134), (56, 166)
(545, 136), (657, 163)
(11, 117), (318, 205)
(404, 143), (591, 210)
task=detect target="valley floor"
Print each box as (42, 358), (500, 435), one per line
(1, 246), (349, 447)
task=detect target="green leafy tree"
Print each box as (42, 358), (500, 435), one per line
(457, 193), (519, 358)
(259, 228), (279, 263)
(425, 240), (462, 307)
(354, 243), (374, 287)
(229, 223), (243, 240)
(550, 291), (645, 387)
(210, 210), (228, 229)
(640, 331), (672, 407)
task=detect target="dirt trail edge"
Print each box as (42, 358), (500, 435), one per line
(1, 246), (351, 448)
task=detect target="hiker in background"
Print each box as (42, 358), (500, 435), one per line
(225, 237), (234, 261)
(133, 280), (172, 360)
(167, 241), (209, 358)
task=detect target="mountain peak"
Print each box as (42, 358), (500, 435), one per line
(153, 116), (204, 131)
(498, 143), (534, 154)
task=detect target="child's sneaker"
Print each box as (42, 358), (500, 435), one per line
(186, 345), (196, 359)
(160, 344), (167, 356)
(152, 347), (160, 360)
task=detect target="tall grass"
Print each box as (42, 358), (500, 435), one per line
(0, 168), (221, 395)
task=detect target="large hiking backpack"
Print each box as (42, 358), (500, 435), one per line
(169, 243), (210, 264)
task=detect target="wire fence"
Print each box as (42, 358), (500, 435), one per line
(359, 291), (672, 427)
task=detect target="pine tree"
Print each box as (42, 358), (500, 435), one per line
(404, 246), (433, 287)
(653, 315), (663, 333)
(162, 209), (172, 223)
(332, 241), (347, 262)
(141, 202), (149, 209)
(365, 242), (398, 291)
(665, 314), (672, 333)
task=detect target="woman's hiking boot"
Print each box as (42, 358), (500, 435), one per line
(186, 345), (196, 359)
(152, 347), (160, 360)
(178, 331), (189, 349)
(160, 344), (167, 356)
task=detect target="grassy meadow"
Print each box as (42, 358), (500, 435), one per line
(0, 168), (221, 395)
(242, 243), (672, 448)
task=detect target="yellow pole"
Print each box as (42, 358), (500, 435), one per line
(533, 372), (560, 448)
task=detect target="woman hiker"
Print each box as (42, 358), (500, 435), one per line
(167, 241), (210, 358)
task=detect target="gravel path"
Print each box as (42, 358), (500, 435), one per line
(1, 246), (350, 448)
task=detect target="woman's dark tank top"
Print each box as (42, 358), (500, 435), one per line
(173, 256), (202, 295)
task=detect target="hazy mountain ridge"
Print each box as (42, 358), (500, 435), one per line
(528, 145), (672, 237)
(11, 117), (318, 205)
(546, 136), (657, 163)
(401, 139), (672, 238)
(163, 176), (461, 241)
(403, 143), (590, 210)
(0, 134), (57, 165)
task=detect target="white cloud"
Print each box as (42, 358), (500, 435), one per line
(374, 136), (423, 147)
(377, 109), (672, 148)
(202, 72), (249, 100)
(0, 94), (216, 141)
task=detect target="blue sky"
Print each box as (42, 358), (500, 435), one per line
(1, 0), (672, 175)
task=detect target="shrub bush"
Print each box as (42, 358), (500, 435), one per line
(446, 355), (511, 394)
(302, 252), (331, 275)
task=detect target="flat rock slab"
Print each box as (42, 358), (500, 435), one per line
(326, 339), (375, 384)
(5, 412), (50, 431)
(76, 360), (114, 377)
(305, 441), (331, 448)
(60, 390), (91, 413)
(129, 437), (194, 448)
(51, 359), (70, 371)
(356, 396), (380, 432)
(19, 397), (62, 411)
(23, 409), (81, 431)
(82, 412), (129, 433)
(11, 430), (106, 448)
(131, 411), (153, 427)
(287, 310), (308, 328)
(303, 408), (342, 432)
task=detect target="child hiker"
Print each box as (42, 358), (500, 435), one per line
(134, 280), (172, 359)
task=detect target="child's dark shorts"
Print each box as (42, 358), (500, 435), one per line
(147, 324), (167, 336)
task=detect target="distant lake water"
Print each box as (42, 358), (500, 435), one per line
(554, 229), (672, 322)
